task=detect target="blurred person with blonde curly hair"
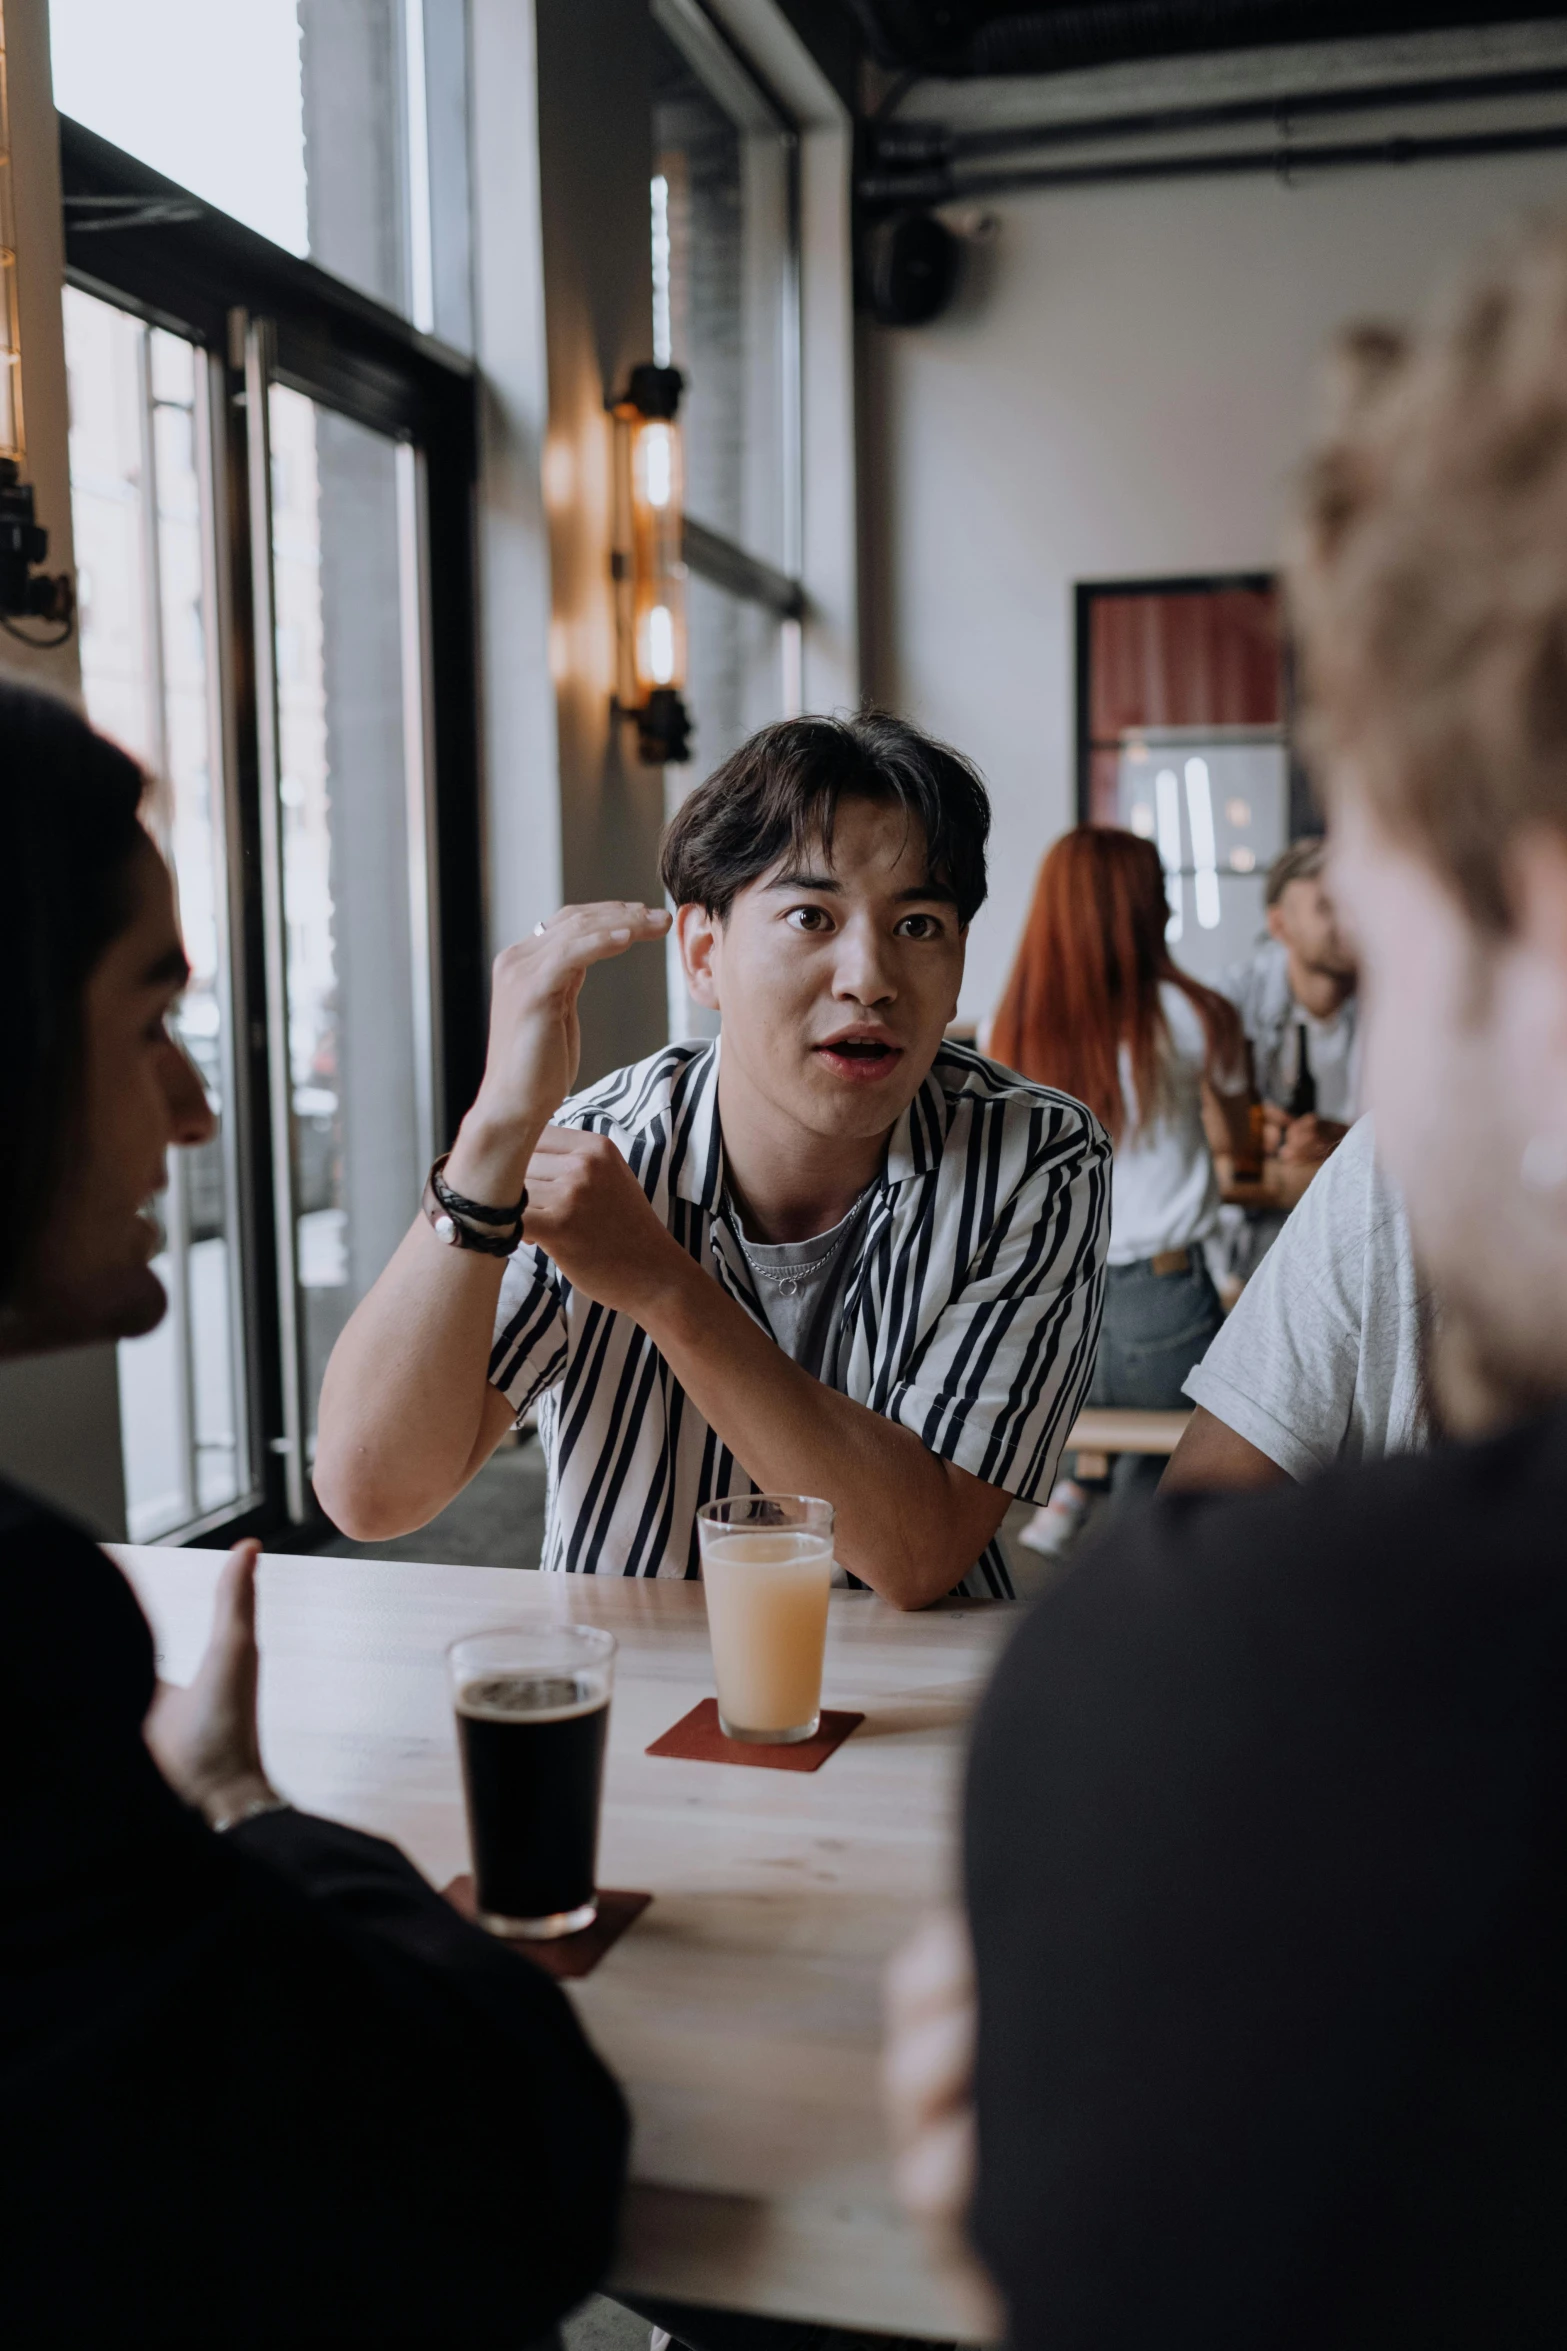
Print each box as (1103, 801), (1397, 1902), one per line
(888, 217), (1567, 2351)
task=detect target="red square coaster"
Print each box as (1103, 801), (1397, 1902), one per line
(442, 1878), (651, 1978)
(645, 1696), (864, 1771)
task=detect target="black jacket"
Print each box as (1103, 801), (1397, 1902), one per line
(1, 1482), (629, 2343)
(967, 1412), (1567, 2349)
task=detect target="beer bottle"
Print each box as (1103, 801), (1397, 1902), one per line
(1285, 1020), (1317, 1121)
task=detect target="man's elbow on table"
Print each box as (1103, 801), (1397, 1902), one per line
(313, 1426), (476, 1542)
(312, 1449), (435, 1542)
(852, 1470), (1013, 1610)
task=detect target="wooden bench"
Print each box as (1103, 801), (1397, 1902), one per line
(1067, 1406), (1191, 1480)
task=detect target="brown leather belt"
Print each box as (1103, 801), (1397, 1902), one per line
(1149, 1247), (1191, 1277)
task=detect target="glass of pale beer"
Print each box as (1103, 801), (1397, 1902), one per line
(696, 1494), (834, 1743)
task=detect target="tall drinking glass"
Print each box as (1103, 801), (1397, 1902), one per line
(447, 1624), (616, 1939)
(696, 1495), (834, 1743)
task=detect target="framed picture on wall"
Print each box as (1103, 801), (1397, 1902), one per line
(1074, 573), (1315, 986)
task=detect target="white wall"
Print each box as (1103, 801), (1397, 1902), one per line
(862, 146), (1567, 1028)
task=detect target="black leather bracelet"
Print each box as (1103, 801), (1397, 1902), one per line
(429, 1152), (526, 1227)
(422, 1156), (527, 1256)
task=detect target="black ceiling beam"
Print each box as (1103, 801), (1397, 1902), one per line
(868, 59), (1567, 171)
(842, 0), (1567, 82)
(863, 112), (1567, 206)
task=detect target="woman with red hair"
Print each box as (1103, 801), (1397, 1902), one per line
(991, 825), (1254, 1536)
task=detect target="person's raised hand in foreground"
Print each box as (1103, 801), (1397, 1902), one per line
(145, 1538), (281, 1827)
(883, 1908), (1002, 2333)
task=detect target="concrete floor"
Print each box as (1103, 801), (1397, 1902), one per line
(315, 1428), (548, 1567)
(563, 2294), (651, 2351)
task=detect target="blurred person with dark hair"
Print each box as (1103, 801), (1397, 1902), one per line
(990, 825), (1253, 1537)
(0, 682), (627, 2342)
(888, 217), (1567, 2347)
(318, 714), (1108, 1606)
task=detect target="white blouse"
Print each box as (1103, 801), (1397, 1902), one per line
(1108, 984), (1242, 1267)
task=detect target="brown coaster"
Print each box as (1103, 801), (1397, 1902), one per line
(442, 1879), (651, 1978)
(646, 1696), (864, 1772)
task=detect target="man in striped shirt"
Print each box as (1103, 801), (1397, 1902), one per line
(317, 715), (1108, 1603)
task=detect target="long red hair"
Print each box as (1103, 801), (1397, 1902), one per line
(990, 826), (1243, 1145)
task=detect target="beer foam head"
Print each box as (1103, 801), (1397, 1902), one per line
(456, 1670), (608, 1722)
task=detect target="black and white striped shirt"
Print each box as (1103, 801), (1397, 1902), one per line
(489, 1039), (1108, 1596)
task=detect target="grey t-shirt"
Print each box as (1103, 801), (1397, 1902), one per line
(1183, 1114), (1429, 1479)
(728, 1191), (873, 1588)
(728, 1192), (870, 1380)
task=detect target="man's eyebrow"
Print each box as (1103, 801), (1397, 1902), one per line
(142, 945), (192, 988)
(763, 871), (958, 904)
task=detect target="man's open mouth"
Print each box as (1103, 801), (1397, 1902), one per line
(813, 1034), (904, 1078)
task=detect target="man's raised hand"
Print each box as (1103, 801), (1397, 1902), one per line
(448, 903), (670, 1203)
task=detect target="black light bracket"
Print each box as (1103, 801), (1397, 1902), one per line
(615, 361), (684, 422)
(609, 363), (692, 765)
(633, 685), (691, 766)
(0, 460), (76, 643)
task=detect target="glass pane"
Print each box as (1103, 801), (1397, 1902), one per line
(268, 385), (428, 1454)
(1116, 730), (1288, 986)
(64, 287), (251, 1539)
(49, 0), (456, 331)
(651, 19), (794, 573)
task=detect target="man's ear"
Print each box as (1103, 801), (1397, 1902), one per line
(677, 901), (722, 1011)
(1265, 902), (1287, 946)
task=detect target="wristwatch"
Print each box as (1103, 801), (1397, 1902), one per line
(208, 1790), (293, 1835)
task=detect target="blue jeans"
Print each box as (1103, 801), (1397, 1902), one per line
(1084, 1252), (1223, 1502)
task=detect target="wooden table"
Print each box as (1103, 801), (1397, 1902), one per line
(113, 1546), (1012, 2343)
(1067, 1406), (1191, 1457)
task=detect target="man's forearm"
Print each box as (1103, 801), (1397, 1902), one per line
(636, 1256), (1000, 1608)
(313, 1214), (514, 1539)
(314, 1102), (550, 1538)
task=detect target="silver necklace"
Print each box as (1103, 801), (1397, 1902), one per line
(734, 1194), (869, 1299)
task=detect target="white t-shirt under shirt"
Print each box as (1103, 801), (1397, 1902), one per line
(1109, 984), (1244, 1266)
(1183, 1113), (1429, 1477)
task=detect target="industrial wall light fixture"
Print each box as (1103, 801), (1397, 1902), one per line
(0, 1), (72, 640)
(611, 360), (691, 765)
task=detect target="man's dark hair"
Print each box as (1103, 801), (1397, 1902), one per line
(660, 712), (991, 924)
(0, 680), (148, 1306)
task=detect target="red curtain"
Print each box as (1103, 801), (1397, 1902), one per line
(1087, 586), (1281, 823)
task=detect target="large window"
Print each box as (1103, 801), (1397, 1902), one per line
(649, 0), (804, 1036)
(49, 0), (472, 345)
(66, 293), (252, 1539)
(60, 116), (480, 1543)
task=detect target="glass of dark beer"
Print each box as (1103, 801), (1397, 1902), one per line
(447, 1623), (616, 1940)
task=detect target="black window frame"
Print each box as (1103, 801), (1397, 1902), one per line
(60, 117), (485, 1545)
